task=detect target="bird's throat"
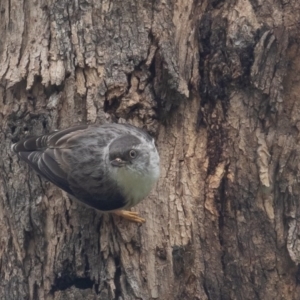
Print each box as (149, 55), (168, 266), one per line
(114, 168), (156, 208)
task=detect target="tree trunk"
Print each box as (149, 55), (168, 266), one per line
(1, 0), (300, 299)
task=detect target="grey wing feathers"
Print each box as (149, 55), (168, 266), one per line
(15, 148), (73, 194)
(47, 125), (89, 148)
(12, 125), (89, 195)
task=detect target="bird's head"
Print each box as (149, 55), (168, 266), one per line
(107, 133), (160, 205)
(108, 134), (160, 178)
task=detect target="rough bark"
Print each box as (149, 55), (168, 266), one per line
(1, 0), (300, 299)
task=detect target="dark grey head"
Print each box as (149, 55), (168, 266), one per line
(109, 135), (141, 167)
(107, 133), (160, 205)
(107, 133), (160, 177)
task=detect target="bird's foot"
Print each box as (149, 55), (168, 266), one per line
(113, 210), (145, 223)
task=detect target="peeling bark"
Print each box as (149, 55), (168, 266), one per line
(1, 0), (300, 299)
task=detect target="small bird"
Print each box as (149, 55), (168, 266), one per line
(11, 123), (160, 223)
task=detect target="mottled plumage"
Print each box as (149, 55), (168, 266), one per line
(12, 124), (160, 221)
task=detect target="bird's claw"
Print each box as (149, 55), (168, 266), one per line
(113, 210), (145, 223)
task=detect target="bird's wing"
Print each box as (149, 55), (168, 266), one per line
(12, 125), (89, 195)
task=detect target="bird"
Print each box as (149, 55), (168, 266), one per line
(11, 123), (160, 223)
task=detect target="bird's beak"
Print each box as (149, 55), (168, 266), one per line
(110, 158), (127, 167)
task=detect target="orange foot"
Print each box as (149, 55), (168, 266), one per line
(113, 210), (145, 223)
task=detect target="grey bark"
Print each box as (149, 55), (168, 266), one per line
(1, 0), (300, 299)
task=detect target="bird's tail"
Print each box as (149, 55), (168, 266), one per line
(11, 135), (48, 153)
(11, 125), (89, 154)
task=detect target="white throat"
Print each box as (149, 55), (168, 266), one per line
(113, 165), (159, 208)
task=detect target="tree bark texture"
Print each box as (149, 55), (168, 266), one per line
(1, 0), (300, 299)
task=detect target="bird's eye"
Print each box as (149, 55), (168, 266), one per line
(129, 149), (137, 159)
